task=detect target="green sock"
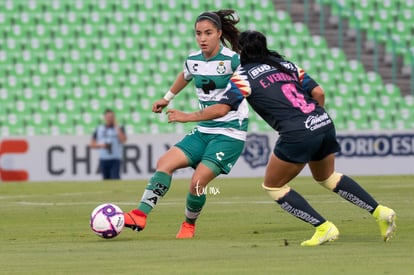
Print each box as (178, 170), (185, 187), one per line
(138, 171), (172, 215)
(185, 192), (206, 224)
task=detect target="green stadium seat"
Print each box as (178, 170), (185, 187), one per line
(326, 94), (349, 131)
(126, 111), (144, 125)
(395, 106), (411, 121)
(354, 95), (373, 111)
(28, 112), (50, 135)
(374, 106), (394, 127)
(348, 60), (365, 78)
(365, 71), (383, 91)
(401, 9), (413, 22)
(405, 94), (414, 105)
(49, 125), (63, 135)
(259, 0), (273, 10)
(4, 113), (24, 135)
(358, 84), (376, 100)
(1, 0), (410, 136)
(77, 112), (100, 131)
(378, 93), (395, 107)
(352, 108), (370, 129)
(394, 119), (412, 130)
(325, 0), (413, 67)
(117, 86), (134, 101)
(332, 116), (347, 131)
(0, 124), (10, 136)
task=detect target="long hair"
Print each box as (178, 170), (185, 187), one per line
(195, 10), (240, 53)
(238, 30), (294, 76)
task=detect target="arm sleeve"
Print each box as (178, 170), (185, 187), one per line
(92, 129), (97, 139)
(218, 83), (245, 111)
(218, 69), (251, 111)
(294, 65), (319, 95)
(120, 126), (126, 135)
(231, 54), (240, 71)
(183, 59), (193, 82)
(301, 73), (319, 94)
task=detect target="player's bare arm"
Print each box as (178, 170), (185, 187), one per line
(152, 72), (190, 113)
(310, 86), (325, 107)
(166, 104), (231, 123)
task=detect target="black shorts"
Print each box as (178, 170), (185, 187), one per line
(273, 128), (340, 164)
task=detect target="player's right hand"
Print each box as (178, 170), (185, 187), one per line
(152, 99), (169, 113)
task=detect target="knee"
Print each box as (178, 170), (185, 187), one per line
(316, 172), (343, 191)
(262, 183), (291, 201)
(263, 178), (287, 188)
(156, 155), (175, 174)
(189, 178), (206, 196)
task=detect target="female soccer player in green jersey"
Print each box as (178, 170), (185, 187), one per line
(124, 10), (248, 238)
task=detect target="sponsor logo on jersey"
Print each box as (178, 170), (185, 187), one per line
(242, 133), (270, 168)
(216, 61), (226, 74)
(200, 78), (216, 94)
(304, 112), (332, 131)
(248, 64), (275, 79)
(192, 63), (198, 72)
(280, 61), (296, 71)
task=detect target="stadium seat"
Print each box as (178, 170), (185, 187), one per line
(0, 1), (410, 136)
(324, 0), (413, 67)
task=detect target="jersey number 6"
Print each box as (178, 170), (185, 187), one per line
(281, 83), (315, 114)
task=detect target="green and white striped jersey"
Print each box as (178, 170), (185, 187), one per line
(183, 46), (249, 141)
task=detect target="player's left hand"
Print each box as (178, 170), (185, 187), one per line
(166, 109), (188, 123)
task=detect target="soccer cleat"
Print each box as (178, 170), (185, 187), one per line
(301, 221), (339, 247)
(373, 205), (397, 242)
(176, 222), (196, 239)
(124, 209), (147, 231)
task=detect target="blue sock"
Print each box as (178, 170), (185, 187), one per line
(276, 189), (326, 227)
(333, 175), (379, 214)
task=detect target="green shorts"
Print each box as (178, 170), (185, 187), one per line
(175, 128), (245, 175)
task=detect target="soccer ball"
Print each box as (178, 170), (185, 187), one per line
(90, 203), (125, 239)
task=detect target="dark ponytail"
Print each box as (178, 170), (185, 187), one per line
(215, 10), (240, 53)
(239, 30), (294, 77)
(195, 10), (240, 53)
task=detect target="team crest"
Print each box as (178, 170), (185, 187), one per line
(242, 134), (271, 168)
(216, 61), (226, 74)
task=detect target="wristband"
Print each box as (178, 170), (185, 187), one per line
(163, 90), (176, 101)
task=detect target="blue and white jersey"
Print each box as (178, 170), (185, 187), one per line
(92, 125), (125, 160)
(224, 57), (333, 142)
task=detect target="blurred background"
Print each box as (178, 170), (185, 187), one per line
(1, 0), (413, 137)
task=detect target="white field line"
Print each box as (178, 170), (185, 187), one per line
(378, 184), (414, 189)
(0, 191), (109, 200)
(13, 201), (273, 206)
(12, 200), (349, 207)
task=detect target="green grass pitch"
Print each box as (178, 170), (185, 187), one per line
(1, 176), (413, 274)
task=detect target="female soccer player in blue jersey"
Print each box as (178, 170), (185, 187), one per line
(124, 10), (248, 238)
(167, 30), (396, 246)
